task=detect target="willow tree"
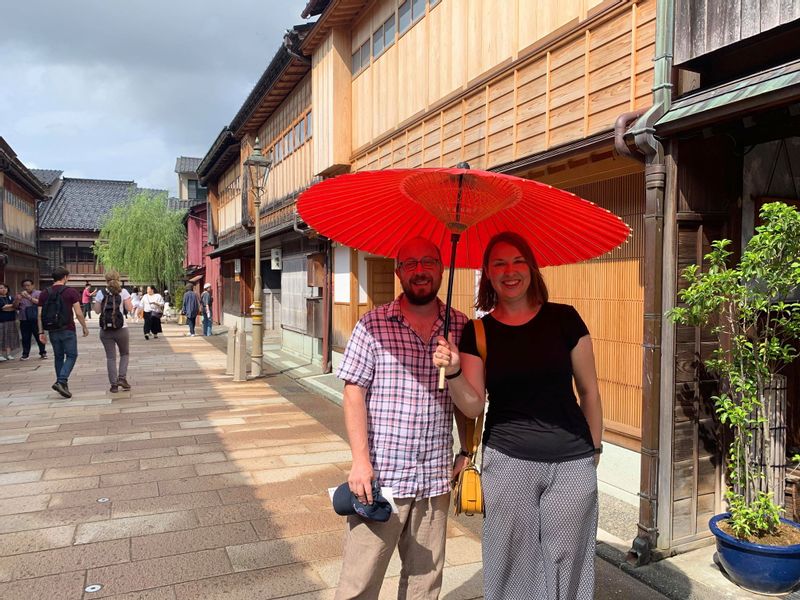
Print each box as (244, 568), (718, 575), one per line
(94, 190), (186, 290)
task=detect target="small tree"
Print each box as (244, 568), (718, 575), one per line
(94, 190), (186, 291)
(670, 202), (800, 540)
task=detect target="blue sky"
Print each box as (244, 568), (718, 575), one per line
(1, 0), (310, 195)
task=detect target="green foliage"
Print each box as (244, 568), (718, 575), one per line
(669, 202), (800, 539)
(94, 190), (186, 291)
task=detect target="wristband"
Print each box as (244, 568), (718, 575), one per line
(457, 449), (472, 458)
(444, 368), (462, 380)
(594, 445), (603, 454)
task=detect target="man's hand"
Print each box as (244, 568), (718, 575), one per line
(433, 335), (460, 376)
(38, 332), (47, 343)
(348, 458), (375, 505)
(452, 453), (470, 483)
(81, 326), (89, 337)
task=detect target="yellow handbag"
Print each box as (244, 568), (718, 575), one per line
(453, 319), (487, 516)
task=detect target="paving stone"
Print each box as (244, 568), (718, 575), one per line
(157, 472), (253, 496)
(75, 509), (199, 544)
(0, 502), (110, 534)
(251, 510), (343, 541)
(226, 530), (343, 572)
(139, 451), (227, 470)
(0, 524), (75, 556)
(98, 587), (177, 600)
(0, 475), (100, 499)
(91, 447), (176, 463)
(99, 465), (197, 487)
(0, 494), (50, 516)
(131, 521), (259, 560)
(173, 563), (327, 600)
(86, 548), (232, 598)
(43, 459), (140, 480)
(0, 470), (42, 485)
(0, 538), (129, 581)
(112, 490), (221, 518)
(49, 481), (159, 508)
(0, 570), (86, 600)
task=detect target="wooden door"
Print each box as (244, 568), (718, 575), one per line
(367, 258), (395, 310)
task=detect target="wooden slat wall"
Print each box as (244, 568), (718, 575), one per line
(312, 28), (352, 175)
(674, 0), (800, 65)
(541, 171), (645, 444)
(351, 0), (655, 166)
(217, 164), (241, 234)
(256, 74), (313, 203)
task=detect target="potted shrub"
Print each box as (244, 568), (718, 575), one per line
(670, 201), (800, 594)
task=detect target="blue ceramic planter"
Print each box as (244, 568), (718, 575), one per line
(710, 513), (800, 595)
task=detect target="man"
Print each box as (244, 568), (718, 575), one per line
(200, 283), (213, 336)
(16, 279), (47, 360)
(38, 267), (89, 398)
(335, 237), (470, 600)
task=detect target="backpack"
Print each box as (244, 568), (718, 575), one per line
(41, 287), (69, 331)
(100, 292), (124, 330)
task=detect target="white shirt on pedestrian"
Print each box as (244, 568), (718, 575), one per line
(94, 289), (131, 329)
(141, 293), (164, 314)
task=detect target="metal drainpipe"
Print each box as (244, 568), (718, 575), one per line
(612, 0), (674, 567)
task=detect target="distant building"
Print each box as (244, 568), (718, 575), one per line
(175, 156), (220, 323)
(0, 138), (46, 290)
(35, 174), (166, 288)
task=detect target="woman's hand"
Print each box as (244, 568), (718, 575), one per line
(433, 336), (460, 376)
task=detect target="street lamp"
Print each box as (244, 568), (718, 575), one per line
(243, 137), (272, 377)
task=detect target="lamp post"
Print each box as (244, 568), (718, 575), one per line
(243, 137), (271, 377)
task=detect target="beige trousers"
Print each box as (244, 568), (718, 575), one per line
(334, 493), (450, 600)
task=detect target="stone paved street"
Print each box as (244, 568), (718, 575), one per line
(0, 320), (484, 600)
(0, 319), (670, 600)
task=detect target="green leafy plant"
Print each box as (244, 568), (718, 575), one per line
(94, 190), (187, 291)
(670, 202), (800, 540)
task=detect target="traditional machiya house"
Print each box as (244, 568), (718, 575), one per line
(198, 24), (323, 359)
(298, 0), (656, 516)
(176, 156), (221, 323)
(612, 0), (800, 561)
(0, 138), (46, 290)
(36, 175), (165, 289)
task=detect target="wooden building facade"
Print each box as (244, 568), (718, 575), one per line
(296, 0), (655, 449)
(0, 138), (45, 291)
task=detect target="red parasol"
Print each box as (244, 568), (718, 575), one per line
(297, 164), (630, 386)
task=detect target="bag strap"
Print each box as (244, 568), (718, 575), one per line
(464, 318), (487, 456)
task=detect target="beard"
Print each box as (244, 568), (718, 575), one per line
(401, 275), (440, 305)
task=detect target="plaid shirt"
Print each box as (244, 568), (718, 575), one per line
(337, 295), (468, 499)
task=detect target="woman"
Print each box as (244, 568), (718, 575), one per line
(433, 231), (603, 600)
(93, 271), (133, 393)
(130, 288), (141, 323)
(0, 283), (20, 361)
(141, 285), (164, 340)
(181, 282), (200, 337)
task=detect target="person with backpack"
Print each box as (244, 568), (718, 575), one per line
(141, 285), (164, 340)
(0, 282), (20, 361)
(16, 279), (47, 360)
(93, 270), (133, 393)
(181, 282), (200, 337)
(37, 267), (88, 399)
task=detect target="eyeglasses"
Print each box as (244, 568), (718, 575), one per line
(397, 257), (440, 272)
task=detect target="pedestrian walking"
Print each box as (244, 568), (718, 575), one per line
(200, 282), (213, 336)
(181, 283), (200, 337)
(81, 282), (95, 319)
(130, 288), (141, 323)
(141, 285), (164, 340)
(93, 270), (133, 393)
(163, 289), (173, 320)
(334, 237), (469, 600)
(0, 283), (20, 361)
(433, 231), (603, 600)
(38, 267), (89, 399)
(16, 279), (47, 360)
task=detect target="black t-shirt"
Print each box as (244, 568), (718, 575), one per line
(0, 296), (15, 322)
(459, 302), (594, 462)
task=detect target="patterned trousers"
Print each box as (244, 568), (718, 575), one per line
(482, 446), (598, 600)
